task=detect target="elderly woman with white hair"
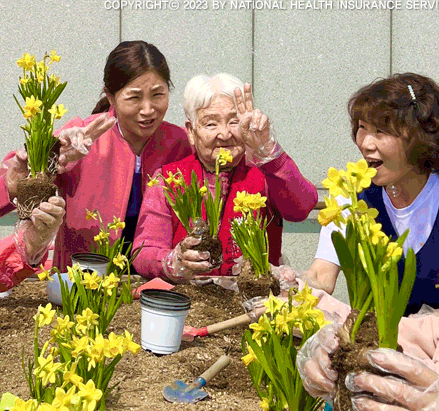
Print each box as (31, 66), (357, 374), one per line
(132, 73), (317, 282)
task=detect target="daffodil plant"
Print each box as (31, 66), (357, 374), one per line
(39, 210), (142, 334)
(242, 286), (328, 411)
(231, 191), (270, 277)
(15, 51), (67, 176)
(318, 159), (416, 348)
(18, 302), (140, 411)
(147, 148), (233, 237)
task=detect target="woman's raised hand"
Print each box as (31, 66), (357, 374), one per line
(234, 83), (271, 150)
(57, 113), (116, 173)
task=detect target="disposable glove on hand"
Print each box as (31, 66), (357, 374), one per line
(14, 196), (66, 266)
(346, 348), (439, 411)
(3, 149), (29, 201)
(296, 323), (341, 401)
(162, 235), (212, 283)
(57, 113), (116, 173)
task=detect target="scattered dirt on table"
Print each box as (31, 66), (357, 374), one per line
(0, 280), (260, 410)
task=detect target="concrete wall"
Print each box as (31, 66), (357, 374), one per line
(1, 2), (438, 302)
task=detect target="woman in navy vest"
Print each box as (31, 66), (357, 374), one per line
(306, 73), (439, 317)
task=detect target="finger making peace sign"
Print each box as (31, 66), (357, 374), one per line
(234, 83), (272, 152)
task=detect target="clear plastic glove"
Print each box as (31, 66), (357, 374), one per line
(162, 236), (212, 283)
(271, 264), (299, 296)
(296, 323), (341, 402)
(234, 83), (284, 167)
(57, 113), (116, 173)
(2, 149), (29, 201)
(346, 348), (439, 411)
(14, 196), (65, 266)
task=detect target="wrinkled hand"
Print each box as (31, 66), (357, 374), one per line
(346, 348), (439, 411)
(234, 83), (273, 153)
(163, 236), (212, 283)
(296, 323), (341, 401)
(4, 149), (28, 201)
(57, 113), (116, 173)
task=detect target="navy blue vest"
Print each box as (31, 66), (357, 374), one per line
(359, 184), (439, 316)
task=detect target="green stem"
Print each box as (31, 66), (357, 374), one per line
(350, 292), (373, 342)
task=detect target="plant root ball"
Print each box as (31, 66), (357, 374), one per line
(16, 172), (57, 220)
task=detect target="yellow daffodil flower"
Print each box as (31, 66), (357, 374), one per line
(37, 402), (58, 411)
(63, 362), (83, 387)
(317, 196), (346, 228)
(101, 273), (120, 296)
(93, 230), (109, 243)
(346, 159), (377, 193)
(249, 316), (271, 345)
(66, 264), (82, 282)
(51, 315), (74, 337)
(233, 191), (250, 213)
(68, 336), (90, 358)
(81, 271), (101, 290)
(322, 167), (350, 198)
(19, 76), (30, 85)
(49, 73), (60, 85)
(23, 96), (42, 119)
(199, 186), (208, 196)
(259, 398), (270, 411)
(164, 171), (176, 185)
(34, 303), (56, 327)
(34, 354), (62, 386)
(274, 307), (292, 335)
(217, 148), (233, 166)
(263, 293), (284, 316)
(37, 265), (53, 282)
(241, 345), (257, 366)
(293, 283), (319, 308)
(108, 216), (125, 234)
(78, 380), (103, 411)
(355, 200), (379, 219)
(113, 253), (128, 270)
(52, 386), (77, 411)
(16, 53), (35, 71)
(246, 193), (267, 211)
(11, 398), (38, 411)
(49, 50), (61, 64)
(48, 104), (67, 120)
(85, 209), (98, 220)
(123, 330), (141, 355)
(147, 177), (159, 187)
(385, 241), (403, 262)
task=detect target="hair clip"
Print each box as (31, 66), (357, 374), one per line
(408, 85), (416, 101)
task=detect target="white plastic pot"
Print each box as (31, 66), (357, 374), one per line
(71, 253), (110, 277)
(46, 273), (74, 306)
(47, 253), (110, 306)
(140, 289), (191, 355)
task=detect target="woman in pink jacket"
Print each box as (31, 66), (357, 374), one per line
(1, 41), (192, 274)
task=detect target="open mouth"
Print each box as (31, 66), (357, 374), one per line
(367, 159), (383, 169)
(139, 119), (155, 127)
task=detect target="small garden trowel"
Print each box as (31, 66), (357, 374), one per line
(162, 355), (231, 404)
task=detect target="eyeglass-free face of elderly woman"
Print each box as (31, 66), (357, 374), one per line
(133, 73), (318, 283)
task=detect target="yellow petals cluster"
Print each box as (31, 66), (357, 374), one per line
(48, 103), (67, 120)
(233, 191), (267, 214)
(37, 265), (53, 282)
(108, 216), (125, 234)
(23, 96), (43, 119)
(34, 303), (56, 328)
(217, 147), (234, 166)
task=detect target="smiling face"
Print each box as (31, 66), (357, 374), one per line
(186, 95), (245, 172)
(106, 70), (169, 145)
(356, 120), (416, 186)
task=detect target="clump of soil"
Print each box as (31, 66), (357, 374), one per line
(330, 310), (379, 411)
(185, 219), (223, 269)
(237, 258), (280, 300)
(16, 140), (60, 220)
(16, 173), (57, 219)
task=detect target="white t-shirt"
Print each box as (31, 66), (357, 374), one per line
(315, 173), (439, 266)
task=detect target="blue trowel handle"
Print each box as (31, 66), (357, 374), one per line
(193, 355), (231, 388)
